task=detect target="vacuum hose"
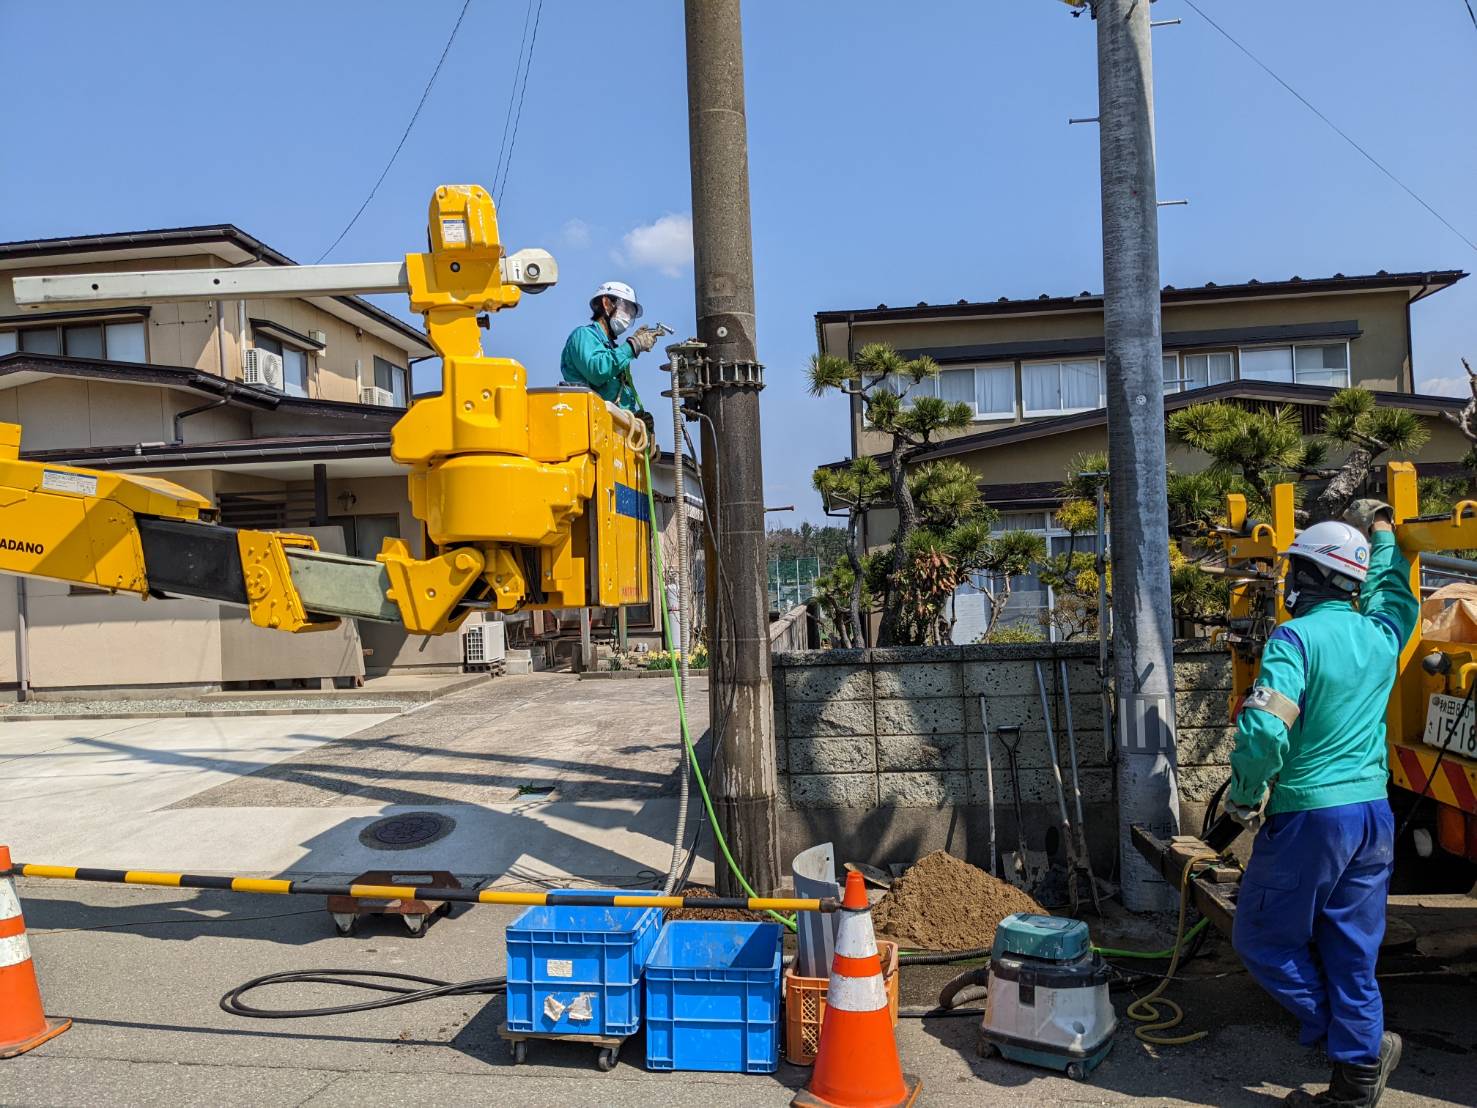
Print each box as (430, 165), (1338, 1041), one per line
(937, 966), (991, 1011)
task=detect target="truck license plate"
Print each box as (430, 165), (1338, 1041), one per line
(1422, 693), (1477, 756)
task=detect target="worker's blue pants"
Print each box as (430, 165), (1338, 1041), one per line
(1231, 799), (1394, 1065)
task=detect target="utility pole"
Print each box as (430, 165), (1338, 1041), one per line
(683, 0), (781, 896)
(1093, 0), (1181, 911)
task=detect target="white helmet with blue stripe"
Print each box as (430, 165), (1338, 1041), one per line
(1286, 520), (1370, 585)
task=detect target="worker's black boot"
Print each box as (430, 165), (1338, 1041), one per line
(1284, 1032), (1402, 1107)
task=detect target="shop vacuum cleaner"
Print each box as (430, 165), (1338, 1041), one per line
(976, 913), (1115, 1080)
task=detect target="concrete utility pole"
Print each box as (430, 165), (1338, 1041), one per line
(683, 0), (781, 896)
(1093, 0), (1182, 911)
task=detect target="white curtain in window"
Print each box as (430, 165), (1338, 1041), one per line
(104, 321), (146, 363)
(1061, 359), (1100, 409)
(976, 364), (1014, 415)
(1183, 353), (1209, 390)
(1240, 347), (1294, 382)
(1162, 353), (1181, 392)
(937, 367), (975, 409)
(391, 367), (407, 407)
(282, 347), (308, 397)
(1022, 363), (1058, 412)
(1207, 352), (1233, 385)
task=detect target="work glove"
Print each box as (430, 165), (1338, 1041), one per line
(1225, 792), (1268, 835)
(1344, 498), (1394, 530)
(626, 327), (658, 356)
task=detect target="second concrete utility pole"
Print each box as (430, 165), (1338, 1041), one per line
(1094, 0), (1182, 911)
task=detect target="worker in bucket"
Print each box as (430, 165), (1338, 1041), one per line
(561, 280), (660, 413)
(1226, 499), (1417, 1108)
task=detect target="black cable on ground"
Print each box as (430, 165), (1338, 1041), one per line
(897, 1006), (986, 1020)
(221, 970), (505, 1019)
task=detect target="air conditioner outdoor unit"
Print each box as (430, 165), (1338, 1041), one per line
(243, 348), (284, 391)
(360, 386), (394, 407)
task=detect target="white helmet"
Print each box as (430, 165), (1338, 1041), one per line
(590, 280), (642, 319)
(1285, 520), (1370, 584)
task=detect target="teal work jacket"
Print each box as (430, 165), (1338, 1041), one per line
(1230, 531), (1420, 815)
(560, 322), (638, 410)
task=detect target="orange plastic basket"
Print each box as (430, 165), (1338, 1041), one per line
(782, 940), (898, 1066)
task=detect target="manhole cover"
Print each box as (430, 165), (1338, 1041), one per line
(359, 812), (455, 851)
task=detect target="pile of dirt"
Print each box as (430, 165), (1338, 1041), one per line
(871, 851), (1047, 951)
(665, 885), (766, 922)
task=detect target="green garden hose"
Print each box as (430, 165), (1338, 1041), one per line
(633, 405), (796, 931)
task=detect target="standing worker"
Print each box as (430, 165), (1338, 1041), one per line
(561, 280), (660, 412)
(1226, 499), (1417, 1108)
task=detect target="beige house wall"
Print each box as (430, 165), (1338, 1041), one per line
(0, 253), (418, 404)
(846, 290), (1418, 457)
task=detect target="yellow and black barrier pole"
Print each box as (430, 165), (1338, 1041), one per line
(5, 863), (837, 915)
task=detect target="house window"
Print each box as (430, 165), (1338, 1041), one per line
(251, 334), (309, 397)
(1238, 342), (1350, 388)
(1182, 352), (1234, 391)
(0, 319), (146, 362)
(1023, 359), (1103, 415)
(1162, 353), (1181, 393)
(883, 364), (1015, 419)
(373, 356), (408, 406)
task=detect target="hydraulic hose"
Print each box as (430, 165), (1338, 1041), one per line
(221, 970), (506, 1018)
(660, 371), (692, 896)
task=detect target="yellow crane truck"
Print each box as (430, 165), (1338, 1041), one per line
(1217, 463), (1477, 871)
(0, 184), (649, 637)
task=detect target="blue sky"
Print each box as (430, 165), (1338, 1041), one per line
(1, 1), (1473, 523)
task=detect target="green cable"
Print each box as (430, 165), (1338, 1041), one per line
(629, 396), (796, 931)
(1092, 917), (1209, 959)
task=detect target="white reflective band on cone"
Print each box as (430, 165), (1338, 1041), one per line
(826, 969), (889, 1012)
(833, 910), (879, 958)
(0, 931), (31, 968)
(0, 879), (20, 921)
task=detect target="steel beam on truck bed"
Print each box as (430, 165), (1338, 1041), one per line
(1130, 824), (1241, 937)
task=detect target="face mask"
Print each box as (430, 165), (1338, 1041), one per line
(608, 307), (633, 336)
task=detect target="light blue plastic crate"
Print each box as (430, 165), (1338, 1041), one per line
(644, 920), (783, 1073)
(505, 892), (663, 1038)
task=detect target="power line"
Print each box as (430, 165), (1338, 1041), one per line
(315, 0), (474, 263)
(1465, 0), (1477, 33)
(492, 0), (537, 199)
(1182, 0), (1477, 254)
(494, 0), (546, 211)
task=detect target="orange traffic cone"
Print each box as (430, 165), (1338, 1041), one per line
(792, 871), (920, 1108)
(0, 845), (70, 1059)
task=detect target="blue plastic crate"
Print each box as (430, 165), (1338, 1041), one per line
(644, 920), (783, 1073)
(505, 892), (663, 1037)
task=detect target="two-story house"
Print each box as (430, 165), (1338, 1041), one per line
(815, 268), (1470, 638)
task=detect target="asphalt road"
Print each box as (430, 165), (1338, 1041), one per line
(2, 880), (1472, 1107)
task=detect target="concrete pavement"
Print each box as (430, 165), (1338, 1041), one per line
(2, 673), (713, 886)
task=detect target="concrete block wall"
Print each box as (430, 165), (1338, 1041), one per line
(771, 641), (1233, 872)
